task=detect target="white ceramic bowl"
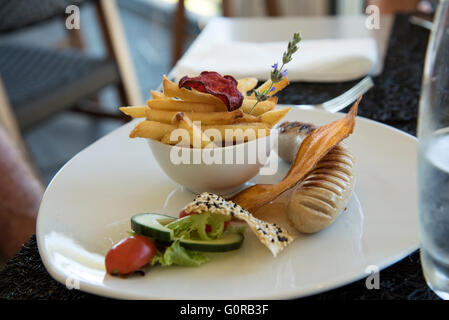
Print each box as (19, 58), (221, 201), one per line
(148, 136), (273, 195)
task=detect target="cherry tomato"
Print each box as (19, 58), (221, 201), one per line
(179, 209), (189, 218)
(179, 209), (230, 232)
(105, 235), (156, 275)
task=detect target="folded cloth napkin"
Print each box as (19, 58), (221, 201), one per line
(174, 38), (378, 82)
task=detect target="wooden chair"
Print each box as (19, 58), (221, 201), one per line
(0, 77), (25, 155)
(0, 0), (142, 132)
(172, 0), (280, 66)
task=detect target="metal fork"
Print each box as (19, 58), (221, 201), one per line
(291, 76), (374, 113)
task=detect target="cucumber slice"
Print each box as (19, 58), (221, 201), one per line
(132, 213), (245, 252)
(131, 213), (176, 242)
(179, 232), (244, 252)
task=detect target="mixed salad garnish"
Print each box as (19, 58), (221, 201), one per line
(105, 193), (294, 276)
(105, 196), (245, 276)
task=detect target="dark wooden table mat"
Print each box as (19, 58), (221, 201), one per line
(0, 14), (440, 300)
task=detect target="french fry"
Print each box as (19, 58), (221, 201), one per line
(237, 77), (258, 95)
(120, 106), (149, 118)
(260, 107), (291, 127)
(162, 76), (227, 111)
(203, 123), (270, 142)
(151, 90), (165, 99)
(145, 108), (244, 125)
(240, 97), (277, 116)
(172, 112), (216, 148)
(160, 130), (190, 146)
(129, 120), (175, 139)
(251, 79), (270, 96)
(147, 99), (222, 113)
(160, 132), (176, 145)
(125, 73), (291, 147)
(249, 76), (289, 98)
(235, 113), (261, 123)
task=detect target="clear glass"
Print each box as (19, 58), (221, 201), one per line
(417, 0), (449, 300)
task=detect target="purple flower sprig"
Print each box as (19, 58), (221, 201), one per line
(249, 32), (301, 114)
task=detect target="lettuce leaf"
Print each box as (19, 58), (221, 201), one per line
(151, 240), (208, 267)
(203, 213), (230, 239)
(150, 212), (240, 267)
(165, 212), (230, 241)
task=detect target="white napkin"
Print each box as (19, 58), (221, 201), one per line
(174, 38), (378, 82)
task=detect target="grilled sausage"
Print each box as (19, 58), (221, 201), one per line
(277, 121), (317, 163)
(286, 144), (355, 233)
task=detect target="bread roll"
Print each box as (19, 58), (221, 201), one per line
(287, 145), (354, 233)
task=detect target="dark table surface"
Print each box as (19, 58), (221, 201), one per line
(0, 14), (440, 300)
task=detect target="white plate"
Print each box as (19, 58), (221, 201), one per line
(37, 108), (419, 300)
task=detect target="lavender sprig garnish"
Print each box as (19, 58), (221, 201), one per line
(249, 32), (301, 114)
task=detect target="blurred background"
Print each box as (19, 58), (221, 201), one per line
(0, 0), (434, 185)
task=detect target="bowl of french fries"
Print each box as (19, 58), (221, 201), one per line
(120, 74), (291, 195)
